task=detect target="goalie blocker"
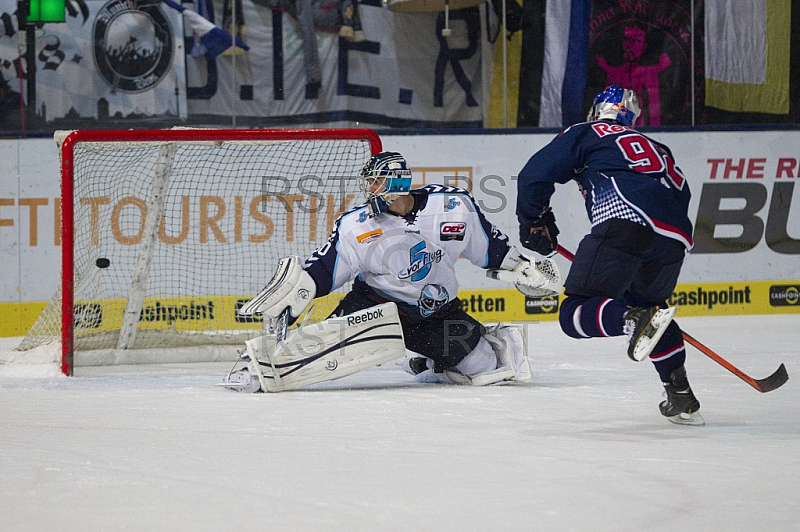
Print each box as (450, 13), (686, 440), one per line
(244, 302), (406, 392)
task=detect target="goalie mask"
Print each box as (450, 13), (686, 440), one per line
(359, 151), (412, 217)
(586, 85), (641, 127)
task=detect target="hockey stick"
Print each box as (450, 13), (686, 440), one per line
(274, 307), (290, 343)
(681, 332), (788, 393)
(553, 245), (789, 393)
(265, 307), (291, 386)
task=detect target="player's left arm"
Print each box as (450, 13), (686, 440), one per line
(303, 216), (359, 297)
(516, 125), (587, 226)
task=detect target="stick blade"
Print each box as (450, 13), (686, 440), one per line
(754, 363), (789, 393)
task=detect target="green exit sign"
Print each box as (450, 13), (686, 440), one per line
(27, 0), (65, 22)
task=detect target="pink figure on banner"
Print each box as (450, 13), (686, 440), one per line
(596, 25), (671, 126)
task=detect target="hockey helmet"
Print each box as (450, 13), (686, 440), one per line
(586, 85), (641, 126)
(359, 151), (412, 216)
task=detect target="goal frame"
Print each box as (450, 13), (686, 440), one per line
(58, 128), (382, 376)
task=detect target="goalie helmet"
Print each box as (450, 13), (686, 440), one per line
(586, 85), (641, 127)
(359, 151), (412, 217)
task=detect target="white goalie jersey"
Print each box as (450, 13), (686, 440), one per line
(303, 185), (518, 318)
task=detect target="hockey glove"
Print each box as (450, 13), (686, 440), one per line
(520, 207), (559, 256)
(486, 255), (564, 297)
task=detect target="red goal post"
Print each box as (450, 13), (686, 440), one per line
(21, 128), (382, 376)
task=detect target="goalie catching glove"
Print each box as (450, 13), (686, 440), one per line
(487, 248), (564, 297)
(238, 255), (316, 322)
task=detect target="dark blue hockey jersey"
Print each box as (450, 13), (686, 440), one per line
(517, 120), (693, 250)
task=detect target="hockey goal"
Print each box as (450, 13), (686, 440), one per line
(17, 128), (382, 375)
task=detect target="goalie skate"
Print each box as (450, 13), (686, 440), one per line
(218, 367), (262, 393)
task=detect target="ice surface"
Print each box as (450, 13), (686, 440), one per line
(1, 315), (798, 531)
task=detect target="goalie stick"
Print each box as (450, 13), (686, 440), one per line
(554, 245), (789, 393)
(261, 306), (290, 388)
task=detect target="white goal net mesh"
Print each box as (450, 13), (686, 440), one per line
(18, 129), (377, 366)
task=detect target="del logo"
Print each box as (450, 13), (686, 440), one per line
(93, 0), (174, 92)
(769, 285), (800, 306)
(357, 228), (383, 244)
(525, 296), (559, 314)
(440, 222), (466, 241)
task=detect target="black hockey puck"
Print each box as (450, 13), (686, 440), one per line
(96, 258), (111, 268)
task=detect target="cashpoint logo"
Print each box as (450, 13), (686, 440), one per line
(770, 285), (800, 306)
(525, 296), (559, 314)
(235, 299), (264, 323)
(74, 303), (103, 329)
(139, 301), (215, 324)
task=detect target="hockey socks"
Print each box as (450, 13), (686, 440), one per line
(559, 296), (627, 339)
(648, 321), (687, 381)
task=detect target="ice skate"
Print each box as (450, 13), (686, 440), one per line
(623, 306), (677, 361)
(401, 356), (446, 383)
(220, 367), (262, 393)
(659, 366), (704, 426)
(402, 356), (429, 375)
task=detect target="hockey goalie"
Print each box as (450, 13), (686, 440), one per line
(222, 151), (563, 392)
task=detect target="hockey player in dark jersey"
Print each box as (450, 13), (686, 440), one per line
(226, 151), (563, 391)
(516, 85), (702, 425)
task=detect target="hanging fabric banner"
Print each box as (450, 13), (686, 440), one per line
(0, 0), (187, 121)
(705, 0), (789, 115)
(540, 0), (700, 127)
(0, 0), (487, 127)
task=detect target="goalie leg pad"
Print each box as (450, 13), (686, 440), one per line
(238, 255), (316, 319)
(248, 302), (406, 392)
(486, 325), (531, 382)
(444, 334), (516, 386)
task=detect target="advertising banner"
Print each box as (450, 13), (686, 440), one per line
(1, 129), (799, 336)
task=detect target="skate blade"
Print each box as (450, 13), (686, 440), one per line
(666, 411), (705, 426)
(215, 381), (246, 388)
(216, 381), (262, 393)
